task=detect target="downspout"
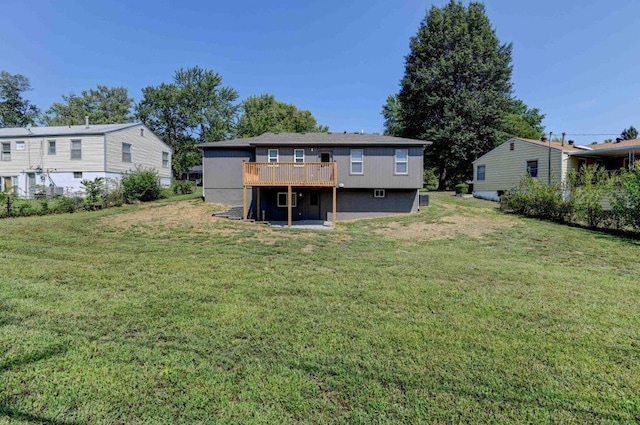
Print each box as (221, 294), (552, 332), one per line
(548, 131), (552, 185)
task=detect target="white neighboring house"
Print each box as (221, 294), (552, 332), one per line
(0, 123), (172, 197)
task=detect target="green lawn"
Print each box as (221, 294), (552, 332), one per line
(1, 193), (639, 424)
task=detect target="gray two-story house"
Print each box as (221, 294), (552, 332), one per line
(200, 132), (429, 225)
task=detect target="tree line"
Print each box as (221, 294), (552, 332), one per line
(0, 68), (327, 177)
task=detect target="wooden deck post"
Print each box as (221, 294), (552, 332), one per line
(332, 186), (337, 226)
(242, 185), (248, 221)
(256, 187), (261, 221)
(287, 185), (293, 227)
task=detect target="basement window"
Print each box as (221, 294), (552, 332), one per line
(73, 172), (83, 179)
(277, 192), (297, 207)
(374, 189), (385, 198)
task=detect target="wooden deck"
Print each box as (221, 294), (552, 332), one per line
(243, 162), (337, 187)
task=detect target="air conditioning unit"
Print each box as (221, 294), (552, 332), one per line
(47, 187), (64, 197)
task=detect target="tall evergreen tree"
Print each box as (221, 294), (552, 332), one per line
(390, 1), (515, 189)
(44, 85), (133, 125)
(0, 71), (40, 127)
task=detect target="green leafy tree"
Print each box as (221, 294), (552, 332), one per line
(501, 99), (545, 140)
(387, 1), (516, 189)
(236, 94), (327, 137)
(381, 94), (404, 136)
(44, 85), (133, 125)
(0, 71), (40, 127)
(136, 66), (239, 177)
(620, 126), (638, 140)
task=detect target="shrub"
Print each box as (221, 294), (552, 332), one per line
(423, 168), (438, 191)
(121, 166), (161, 203)
(50, 197), (82, 214)
(504, 175), (568, 222)
(172, 180), (195, 195)
(610, 164), (640, 229)
(81, 177), (106, 210)
(566, 165), (612, 228)
(454, 183), (469, 195)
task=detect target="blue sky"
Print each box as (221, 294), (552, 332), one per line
(1, 0), (639, 144)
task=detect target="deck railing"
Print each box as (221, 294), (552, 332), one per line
(243, 162), (337, 187)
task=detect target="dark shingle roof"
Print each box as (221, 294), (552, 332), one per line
(199, 132), (430, 148)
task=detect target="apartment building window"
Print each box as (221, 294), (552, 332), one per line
(294, 149), (304, 164)
(162, 152), (169, 168)
(350, 149), (363, 174)
(268, 149), (279, 163)
(1, 143), (10, 161)
(395, 149), (408, 174)
(122, 143), (132, 162)
(374, 189), (385, 198)
(526, 160), (538, 177)
(48, 140), (56, 155)
(477, 165), (486, 181)
(70, 140), (82, 160)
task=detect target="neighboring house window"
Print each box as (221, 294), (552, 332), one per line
(350, 149), (363, 174)
(395, 149), (408, 174)
(73, 172), (83, 179)
(15, 141), (25, 150)
(277, 192), (297, 207)
(1, 143), (10, 161)
(48, 140), (56, 155)
(510, 142), (514, 151)
(122, 143), (132, 162)
(374, 189), (385, 198)
(294, 149), (304, 164)
(527, 160), (538, 177)
(268, 149), (279, 163)
(70, 140), (82, 160)
(162, 152), (169, 168)
(477, 165), (486, 181)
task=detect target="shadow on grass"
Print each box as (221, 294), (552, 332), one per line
(0, 343), (68, 373)
(0, 403), (83, 425)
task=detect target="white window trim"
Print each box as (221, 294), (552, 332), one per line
(294, 149), (305, 166)
(162, 151), (169, 168)
(374, 189), (385, 198)
(268, 149), (279, 164)
(70, 139), (82, 160)
(277, 191), (297, 207)
(395, 149), (408, 175)
(48, 140), (56, 155)
(350, 149), (363, 175)
(15, 141), (25, 151)
(1, 142), (11, 161)
(122, 143), (132, 163)
(477, 165), (486, 181)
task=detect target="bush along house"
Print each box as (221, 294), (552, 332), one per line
(200, 132), (430, 226)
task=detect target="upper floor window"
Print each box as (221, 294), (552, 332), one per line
(395, 149), (408, 174)
(1, 142), (11, 161)
(527, 160), (538, 177)
(70, 139), (82, 160)
(477, 165), (486, 181)
(350, 149), (363, 174)
(268, 149), (279, 163)
(15, 141), (25, 150)
(162, 151), (169, 168)
(122, 143), (132, 162)
(294, 149), (304, 163)
(48, 140), (56, 155)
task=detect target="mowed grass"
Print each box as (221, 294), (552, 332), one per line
(1, 193), (639, 424)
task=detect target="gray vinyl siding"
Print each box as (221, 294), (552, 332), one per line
(202, 148), (254, 204)
(255, 146), (423, 189)
(105, 124), (172, 179)
(473, 139), (564, 192)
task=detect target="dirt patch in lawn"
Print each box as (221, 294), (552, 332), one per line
(375, 214), (517, 241)
(100, 200), (230, 232)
